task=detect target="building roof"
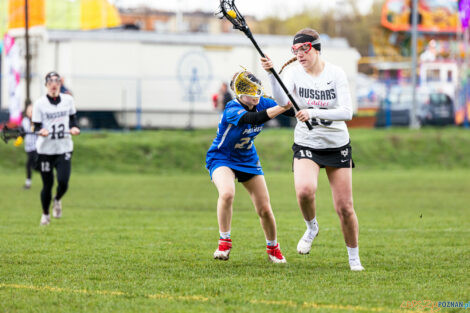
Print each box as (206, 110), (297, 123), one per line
(47, 29), (353, 49)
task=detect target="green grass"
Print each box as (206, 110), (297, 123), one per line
(0, 169), (468, 312)
(2, 128), (470, 173)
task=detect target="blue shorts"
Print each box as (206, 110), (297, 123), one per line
(208, 161), (263, 181)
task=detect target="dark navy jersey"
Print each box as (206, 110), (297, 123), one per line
(206, 97), (277, 177)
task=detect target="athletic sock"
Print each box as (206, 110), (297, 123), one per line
(219, 231), (231, 240)
(305, 217), (318, 232)
(266, 239), (277, 247)
(347, 246), (360, 261)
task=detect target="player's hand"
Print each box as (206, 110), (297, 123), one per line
(38, 128), (49, 137)
(296, 109), (311, 122)
(280, 101), (293, 110)
(70, 127), (80, 136)
(260, 57), (274, 72)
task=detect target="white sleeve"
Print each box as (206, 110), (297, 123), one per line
(31, 100), (42, 123)
(68, 96), (77, 115)
(21, 117), (28, 130)
(267, 71), (292, 108)
(308, 69), (353, 121)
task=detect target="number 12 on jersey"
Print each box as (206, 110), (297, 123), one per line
(50, 124), (65, 139)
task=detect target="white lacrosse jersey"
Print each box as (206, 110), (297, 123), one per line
(32, 93), (76, 155)
(21, 117), (37, 152)
(270, 62), (353, 149)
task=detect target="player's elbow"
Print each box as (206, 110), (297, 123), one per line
(343, 109), (353, 121)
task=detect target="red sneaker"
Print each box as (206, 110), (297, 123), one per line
(267, 244), (287, 263)
(214, 238), (232, 260)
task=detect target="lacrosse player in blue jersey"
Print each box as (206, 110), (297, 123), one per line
(206, 70), (293, 263)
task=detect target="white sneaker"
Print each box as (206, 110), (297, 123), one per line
(349, 259), (365, 271)
(24, 179), (32, 189)
(52, 199), (62, 218)
(40, 214), (50, 226)
(297, 227), (319, 254)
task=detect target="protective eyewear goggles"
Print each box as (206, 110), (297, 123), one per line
(291, 39), (321, 55)
(46, 77), (61, 84)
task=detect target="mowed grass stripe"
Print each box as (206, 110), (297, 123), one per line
(0, 283), (414, 313)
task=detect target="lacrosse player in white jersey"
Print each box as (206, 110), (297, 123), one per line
(21, 103), (38, 189)
(32, 72), (80, 226)
(260, 28), (364, 271)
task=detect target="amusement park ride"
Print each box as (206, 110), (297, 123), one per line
(358, 0), (469, 126)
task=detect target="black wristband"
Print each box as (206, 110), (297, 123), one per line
(33, 122), (42, 132)
(69, 114), (79, 128)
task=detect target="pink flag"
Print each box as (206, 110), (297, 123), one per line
(4, 34), (22, 125)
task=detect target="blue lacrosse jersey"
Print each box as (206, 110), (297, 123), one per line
(206, 97), (278, 178)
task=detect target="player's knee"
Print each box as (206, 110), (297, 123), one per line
(219, 190), (235, 204)
(42, 182), (54, 192)
(335, 200), (354, 219)
(256, 204), (272, 218)
(57, 180), (69, 190)
(296, 186), (315, 203)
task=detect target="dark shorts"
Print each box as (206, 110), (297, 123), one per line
(37, 152), (73, 173)
(292, 143), (355, 169)
(232, 169), (258, 183)
(27, 151), (39, 170)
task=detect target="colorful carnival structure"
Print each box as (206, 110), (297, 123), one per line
(0, 0), (121, 125)
(365, 0), (470, 127)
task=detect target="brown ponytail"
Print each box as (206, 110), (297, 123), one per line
(279, 28), (320, 75)
(279, 57), (297, 74)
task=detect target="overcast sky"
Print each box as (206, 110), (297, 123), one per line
(111, 0), (375, 19)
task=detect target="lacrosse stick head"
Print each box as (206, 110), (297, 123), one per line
(215, 0), (249, 33)
(1, 125), (8, 143)
(1, 125), (22, 144)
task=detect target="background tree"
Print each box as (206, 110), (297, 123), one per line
(253, 0), (385, 57)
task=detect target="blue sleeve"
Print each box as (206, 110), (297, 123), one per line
(224, 101), (247, 126)
(258, 97), (278, 110)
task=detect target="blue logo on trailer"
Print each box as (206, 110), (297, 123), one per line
(177, 50), (213, 128)
(177, 51), (213, 102)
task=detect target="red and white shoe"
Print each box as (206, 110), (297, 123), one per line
(213, 238), (232, 260)
(267, 244), (287, 263)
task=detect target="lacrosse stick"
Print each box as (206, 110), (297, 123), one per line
(215, 0), (313, 130)
(1, 125), (71, 144)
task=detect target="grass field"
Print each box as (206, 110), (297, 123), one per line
(1, 168), (468, 312)
(2, 128), (470, 173)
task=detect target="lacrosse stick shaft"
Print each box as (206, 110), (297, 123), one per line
(245, 32), (314, 130)
(1, 129), (73, 144)
(13, 131), (73, 136)
(29, 131), (71, 135)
